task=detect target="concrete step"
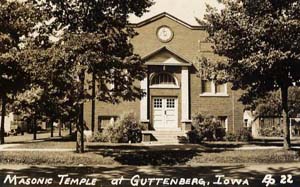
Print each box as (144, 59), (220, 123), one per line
(150, 131), (187, 135)
(143, 130), (185, 133)
(142, 130), (188, 144)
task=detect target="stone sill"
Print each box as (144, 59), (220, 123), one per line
(199, 93), (229, 97)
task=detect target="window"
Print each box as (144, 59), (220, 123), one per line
(201, 80), (227, 96)
(218, 116), (228, 131)
(166, 98), (175, 108)
(201, 80), (212, 93)
(244, 119), (248, 127)
(153, 98), (162, 108)
(216, 83), (226, 94)
(98, 116), (118, 132)
(150, 73), (178, 88)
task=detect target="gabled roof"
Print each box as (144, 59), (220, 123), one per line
(142, 46), (192, 66)
(129, 12), (205, 30)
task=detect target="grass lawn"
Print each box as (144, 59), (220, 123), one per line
(1, 145), (299, 166)
(2, 133), (300, 166)
(0, 151), (119, 166)
(186, 149), (300, 165)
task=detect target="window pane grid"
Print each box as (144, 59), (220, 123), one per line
(151, 73), (176, 86)
(154, 98), (162, 108)
(166, 98), (175, 108)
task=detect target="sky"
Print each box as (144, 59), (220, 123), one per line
(129, 0), (224, 26)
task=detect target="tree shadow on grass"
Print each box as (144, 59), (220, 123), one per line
(85, 142), (249, 166)
(87, 144), (224, 166)
(0, 164), (300, 187)
(250, 141), (300, 147)
(201, 142), (244, 149)
(100, 150), (200, 165)
(250, 138), (300, 147)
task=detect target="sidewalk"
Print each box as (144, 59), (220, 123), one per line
(0, 142), (299, 152)
(0, 143), (75, 152)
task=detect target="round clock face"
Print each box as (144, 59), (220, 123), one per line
(157, 26), (174, 42)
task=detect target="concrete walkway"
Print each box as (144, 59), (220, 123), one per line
(0, 142), (299, 152)
(0, 148), (75, 152)
(0, 144), (75, 152)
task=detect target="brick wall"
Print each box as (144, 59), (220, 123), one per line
(84, 15), (245, 133)
(190, 67), (244, 133)
(131, 17), (208, 62)
(84, 99), (140, 130)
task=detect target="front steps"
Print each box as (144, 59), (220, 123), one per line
(142, 130), (188, 144)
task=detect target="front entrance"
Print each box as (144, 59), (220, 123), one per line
(153, 97), (178, 130)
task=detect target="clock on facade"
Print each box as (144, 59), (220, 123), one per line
(157, 26), (174, 43)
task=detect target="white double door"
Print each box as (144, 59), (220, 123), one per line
(153, 97), (178, 130)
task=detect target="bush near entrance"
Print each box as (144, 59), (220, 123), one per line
(90, 113), (143, 143)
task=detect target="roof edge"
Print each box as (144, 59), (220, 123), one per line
(142, 46), (193, 65)
(129, 12), (206, 30)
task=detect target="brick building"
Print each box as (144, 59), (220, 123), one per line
(84, 13), (245, 143)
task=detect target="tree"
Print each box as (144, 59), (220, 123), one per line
(250, 87), (300, 117)
(199, 0), (300, 149)
(14, 46), (80, 140)
(0, 0), (38, 144)
(33, 0), (153, 153)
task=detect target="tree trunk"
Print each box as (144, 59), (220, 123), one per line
(69, 122), (72, 135)
(0, 95), (7, 144)
(281, 86), (291, 149)
(58, 120), (62, 137)
(91, 72), (96, 134)
(33, 117), (37, 140)
(76, 70), (85, 153)
(50, 119), (54, 137)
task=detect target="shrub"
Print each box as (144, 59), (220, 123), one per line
(259, 126), (283, 137)
(225, 127), (253, 142)
(91, 112), (143, 143)
(258, 118), (283, 137)
(225, 132), (237, 141)
(187, 113), (226, 143)
(89, 131), (109, 142)
(187, 130), (205, 144)
(236, 127), (253, 142)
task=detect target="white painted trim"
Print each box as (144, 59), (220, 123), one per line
(140, 77), (148, 122)
(150, 85), (180, 89)
(130, 12), (205, 30)
(145, 63), (192, 67)
(211, 81), (216, 94)
(200, 93), (229, 97)
(181, 67), (189, 121)
(181, 120), (192, 123)
(225, 118), (229, 132)
(142, 46), (193, 65)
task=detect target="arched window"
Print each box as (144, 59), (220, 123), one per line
(150, 73), (178, 88)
